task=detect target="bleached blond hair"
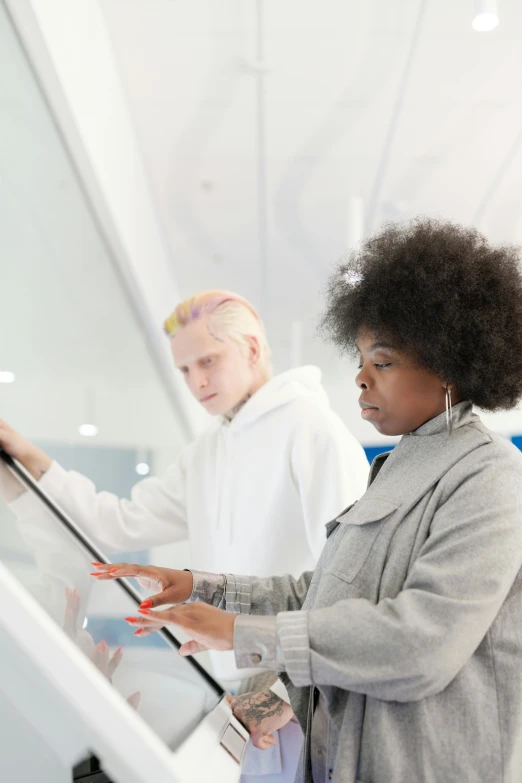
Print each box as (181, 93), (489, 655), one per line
(164, 290), (272, 376)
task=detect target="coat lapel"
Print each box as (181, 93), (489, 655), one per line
(336, 405), (490, 528)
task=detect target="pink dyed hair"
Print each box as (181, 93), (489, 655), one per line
(163, 289), (272, 376)
(164, 290), (260, 337)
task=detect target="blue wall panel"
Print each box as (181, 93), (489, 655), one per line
(364, 435), (522, 468)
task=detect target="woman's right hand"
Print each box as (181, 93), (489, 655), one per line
(0, 420), (52, 481)
(91, 562), (194, 608)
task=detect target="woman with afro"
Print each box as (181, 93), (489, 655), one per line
(92, 218), (522, 783)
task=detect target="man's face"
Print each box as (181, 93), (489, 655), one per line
(171, 315), (255, 417)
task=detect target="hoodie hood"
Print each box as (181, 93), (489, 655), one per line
(227, 365), (330, 431)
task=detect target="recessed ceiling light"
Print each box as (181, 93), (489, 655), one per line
(472, 1), (499, 31)
(79, 423), (98, 437)
(472, 12), (499, 30)
(0, 371), (15, 383)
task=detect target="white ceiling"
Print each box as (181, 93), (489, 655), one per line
(96, 0), (522, 440)
(4, 0), (522, 452)
(100, 0), (522, 369)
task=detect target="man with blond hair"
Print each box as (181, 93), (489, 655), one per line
(0, 289), (368, 778)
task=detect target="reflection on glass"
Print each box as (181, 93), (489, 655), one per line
(0, 457), (221, 751)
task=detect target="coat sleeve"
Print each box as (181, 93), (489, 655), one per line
(237, 450), (522, 701)
(10, 452), (189, 552)
(290, 405), (369, 560)
(229, 571), (314, 695)
(186, 570), (314, 615)
(224, 570), (314, 615)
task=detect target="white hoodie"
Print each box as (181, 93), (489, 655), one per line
(14, 366), (369, 680)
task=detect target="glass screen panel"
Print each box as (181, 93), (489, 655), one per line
(0, 452), (222, 751)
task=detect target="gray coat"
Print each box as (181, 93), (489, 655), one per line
(226, 402), (522, 782)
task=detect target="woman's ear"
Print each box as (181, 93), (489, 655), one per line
(246, 335), (261, 366)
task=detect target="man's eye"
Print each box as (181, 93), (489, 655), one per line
(375, 363), (392, 369)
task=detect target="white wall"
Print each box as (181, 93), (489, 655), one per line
(6, 0), (210, 441)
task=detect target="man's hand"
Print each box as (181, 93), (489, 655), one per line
(0, 460), (25, 502)
(0, 420), (52, 481)
(227, 690), (295, 750)
(124, 602), (236, 654)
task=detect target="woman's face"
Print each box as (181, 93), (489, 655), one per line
(355, 329), (458, 436)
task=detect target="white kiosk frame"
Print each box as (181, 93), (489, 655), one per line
(0, 451), (248, 783)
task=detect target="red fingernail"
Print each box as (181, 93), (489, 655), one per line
(90, 572), (104, 576)
(108, 568), (118, 573)
(138, 608), (150, 615)
(97, 640), (107, 651)
(114, 646), (123, 655)
(139, 600), (152, 609)
(125, 617), (138, 623)
(134, 628), (143, 636)
(91, 562), (103, 566)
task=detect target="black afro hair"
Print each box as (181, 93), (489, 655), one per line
(321, 217), (522, 411)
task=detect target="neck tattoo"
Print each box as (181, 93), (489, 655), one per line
(226, 393), (252, 421)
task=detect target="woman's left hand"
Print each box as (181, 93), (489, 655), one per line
(125, 603), (236, 655)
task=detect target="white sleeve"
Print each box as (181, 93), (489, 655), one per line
(291, 409), (369, 560)
(10, 453), (189, 552)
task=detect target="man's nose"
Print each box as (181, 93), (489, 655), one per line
(191, 370), (208, 391)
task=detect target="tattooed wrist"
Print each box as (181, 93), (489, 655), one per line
(233, 690), (284, 728)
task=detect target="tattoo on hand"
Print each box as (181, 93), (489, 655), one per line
(233, 690), (284, 728)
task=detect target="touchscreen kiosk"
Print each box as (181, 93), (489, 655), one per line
(0, 450), (248, 783)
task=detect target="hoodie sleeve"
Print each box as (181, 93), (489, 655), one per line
(290, 404), (369, 559)
(9, 451), (189, 552)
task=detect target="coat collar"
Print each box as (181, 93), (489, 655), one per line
(410, 400), (476, 437)
(335, 401), (491, 528)
(367, 401), (478, 486)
